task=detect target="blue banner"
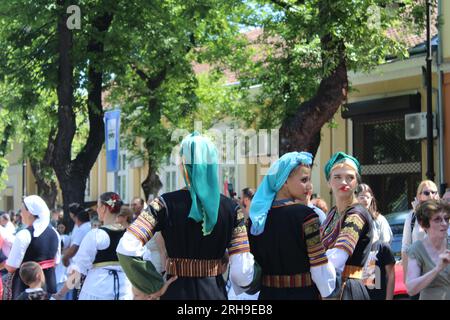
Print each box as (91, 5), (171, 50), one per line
(104, 109), (121, 172)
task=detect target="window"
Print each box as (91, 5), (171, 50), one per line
(161, 156), (178, 193)
(353, 113), (422, 213)
(117, 151), (129, 203)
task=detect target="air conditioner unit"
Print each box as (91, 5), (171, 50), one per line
(405, 112), (437, 140)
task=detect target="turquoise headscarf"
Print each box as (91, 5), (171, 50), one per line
(180, 132), (220, 236)
(324, 151), (361, 181)
(249, 151), (313, 236)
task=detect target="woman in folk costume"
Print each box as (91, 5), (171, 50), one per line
(248, 152), (336, 300)
(117, 132), (255, 300)
(320, 152), (373, 300)
(2, 195), (60, 299)
(53, 192), (132, 300)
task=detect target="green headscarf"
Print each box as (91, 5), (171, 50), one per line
(180, 131), (220, 236)
(324, 151), (361, 180)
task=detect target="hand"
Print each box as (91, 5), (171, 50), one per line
(132, 276), (178, 300)
(147, 275), (178, 300)
(52, 292), (64, 300)
(436, 251), (450, 272)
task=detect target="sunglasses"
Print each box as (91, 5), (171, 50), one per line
(422, 190), (438, 196)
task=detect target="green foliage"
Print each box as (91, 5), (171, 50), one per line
(233, 0), (436, 129)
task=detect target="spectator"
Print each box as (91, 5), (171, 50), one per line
(16, 261), (48, 300)
(2, 195), (60, 300)
(53, 192), (132, 300)
(402, 180), (440, 289)
(364, 232), (396, 300)
(54, 222), (71, 300)
(311, 197), (329, 215)
(131, 197), (145, 221)
(116, 206), (133, 228)
(62, 203), (91, 268)
(13, 211), (26, 234)
(50, 209), (63, 229)
(442, 188), (450, 203)
(357, 183), (393, 244)
(240, 187), (255, 222)
(406, 199), (450, 299)
(1, 213), (16, 235)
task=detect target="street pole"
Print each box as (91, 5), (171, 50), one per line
(22, 158), (27, 199)
(426, 0), (435, 181)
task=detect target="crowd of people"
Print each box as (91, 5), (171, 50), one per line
(0, 131), (448, 300)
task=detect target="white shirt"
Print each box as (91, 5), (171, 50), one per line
(4, 221), (16, 235)
(69, 228), (132, 300)
(373, 214), (393, 244)
(308, 204), (327, 225)
(70, 222), (91, 246)
(6, 224), (61, 269)
(401, 210), (427, 254)
(0, 225), (15, 257)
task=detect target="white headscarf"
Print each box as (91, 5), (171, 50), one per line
(23, 195), (51, 237)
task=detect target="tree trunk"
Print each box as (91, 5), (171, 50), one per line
(30, 160), (58, 209)
(52, 4), (113, 229)
(279, 40), (348, 158)
(0, 123), (14, 177)
(141, 159), (163, 201)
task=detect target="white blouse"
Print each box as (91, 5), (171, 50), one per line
(69, 227), (132, 300)
(6, 224), (61, 269)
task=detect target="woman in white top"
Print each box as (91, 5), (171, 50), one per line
(62, 203), (92, 267)
(402, 180), (440, 283)
(356, 183), (392, 244)
(53, 192), (132, 300)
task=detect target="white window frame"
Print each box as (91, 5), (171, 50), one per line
(117, 150), (129, 203)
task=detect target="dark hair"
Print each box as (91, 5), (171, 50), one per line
(68, 203), (91, 223)
(242, 187), (255, 200)
(19, 261), (45, 286)
(118, 206), (133, 224)
(99, 192), (123, 214)
(415, 199), (450, 229)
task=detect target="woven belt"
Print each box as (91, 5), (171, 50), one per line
(38, 259), (55, 270)
(262, 273), (313, 288)
(92, 261), (121, 268)
(342, 265), (363, 280)
(166, 258), (223, 277)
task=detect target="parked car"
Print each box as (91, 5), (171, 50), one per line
(386, 210), (410, 299)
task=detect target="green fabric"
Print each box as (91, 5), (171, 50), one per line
(117, 253), (164, 295)
(324, 151), (361, 180)
(244, 261), (262, 295)
(180, 131), (220, 236)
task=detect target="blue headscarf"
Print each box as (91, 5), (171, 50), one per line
(249, 151), (313, 236)
(180, 132), (220, 236)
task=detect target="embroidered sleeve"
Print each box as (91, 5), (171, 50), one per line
(303, 213), (328, 267)
(127, 197), (166, 246)
(334, 211), (367, 256)
(228, 206), (250, 257)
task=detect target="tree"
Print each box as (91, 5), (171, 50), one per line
(107, 0), (255, 199)
(235, 0), (433, 157)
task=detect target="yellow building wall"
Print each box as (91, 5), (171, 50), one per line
(443, 0), (450, 62)
(316, 74), (441, 209)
